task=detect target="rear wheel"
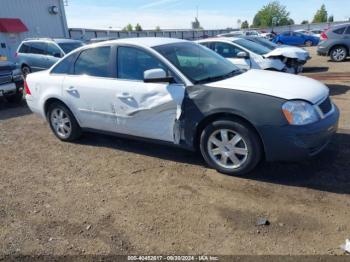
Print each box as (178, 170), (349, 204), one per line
(305, 40), (313, 47)
(330, 46), (347, 62)
(22, 65), (31, 78)
(200, 119), (262, 175)
(47, 102), (81, 142)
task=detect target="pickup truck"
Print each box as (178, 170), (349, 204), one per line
(0, 61), (24, 103)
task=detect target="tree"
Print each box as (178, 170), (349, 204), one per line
(122, 24), (133, 32)
(301, 20), (309, 25)
(191, 17), (203, 30)
(135, 23), (142, 31)
(328, 15), (334, 22)
(312, 4), (328, 23)
(252, 1), (292, 28)
(241, 20), (249, 29)
(155, 26), (161, 31)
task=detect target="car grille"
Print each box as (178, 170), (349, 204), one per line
(0, 73), (12, 85)
(318, 96), (332, 115)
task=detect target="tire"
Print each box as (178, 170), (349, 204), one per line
(22, 65), (31, 78)
(199, 119), (262, 176)
(330, 46), (347, 62)
(5, 92), (23, 104)
(47, 102), (81, 142)
(276, 41), (283, 45)
(305, 40), (313, 47)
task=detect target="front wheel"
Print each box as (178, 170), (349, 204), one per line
(200, 119), (262, 176)
(330, 46), (347, 62)
(47, 102), (81, 142)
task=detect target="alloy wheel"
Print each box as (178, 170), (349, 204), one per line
(207, 129), (249, 169)
(332, 48), (346, 62)
(50, 108), (72, 139)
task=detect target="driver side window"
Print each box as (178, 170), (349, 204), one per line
(213, 42), (242, 58)
(117, 46), (168, 81)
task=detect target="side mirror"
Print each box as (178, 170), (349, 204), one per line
(144, 68), (174, 83)
(237, 51), (249, 59)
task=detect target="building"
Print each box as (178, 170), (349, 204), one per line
(0, 0), (69, 61)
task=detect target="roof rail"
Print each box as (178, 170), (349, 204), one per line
(23, 37), (54, 41)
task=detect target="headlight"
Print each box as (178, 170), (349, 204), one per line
(282, 100), (319, 125)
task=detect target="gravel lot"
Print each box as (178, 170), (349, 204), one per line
(0, 47), (350, 256)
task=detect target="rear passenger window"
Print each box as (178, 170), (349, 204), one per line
(19, 43), (30, 53)
(51, 54), (76, 74)
(29, 42), (47, 55)
(74, 46), (111, 77)
(333, 27), (345, 35)
(213, 42), (242, 58)
(345, 27), (350, 35)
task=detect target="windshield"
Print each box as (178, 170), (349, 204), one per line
(233, 38), (271, 55)
(251, 37), (278, 50)
(154, 42), (240, 84)
(58, 42), (84, 54)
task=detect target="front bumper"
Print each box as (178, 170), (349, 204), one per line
(0, 76), (24, 97)
(260, 105), (340, 162)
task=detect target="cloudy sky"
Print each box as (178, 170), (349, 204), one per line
(65, 0), (350, 29)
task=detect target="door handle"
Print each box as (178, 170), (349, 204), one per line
(65, 86), (77, 92)
(117, 93), (133, 99)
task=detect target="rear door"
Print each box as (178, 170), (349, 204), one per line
(344, 26), (350, 50)
(62, 45), (119, 132)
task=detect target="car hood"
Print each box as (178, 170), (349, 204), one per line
(264, 46), (310, 60)
(205, 69), (328, 104)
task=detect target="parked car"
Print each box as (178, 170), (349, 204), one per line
(310, 29), (324, 38)
(260, 32), (275, 41)
(218, 30), (261, 38)
(197, 37), (301, 74)
(0, 61), (23, 103)
(317, 23), (350, 62)
(273, 32), (320, 46)
(16, 38), (84, 77)
(239, 36), (310, 73)
(25, 38), (339, 175)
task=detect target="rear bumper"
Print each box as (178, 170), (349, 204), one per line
(317, 47), (328, 56)
(260, 105), (339, 162)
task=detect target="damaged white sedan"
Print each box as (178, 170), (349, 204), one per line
(197, 37), (308, 74)
(26, 38), (339, 175)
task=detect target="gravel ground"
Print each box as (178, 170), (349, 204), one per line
(0, 47), (350, 256)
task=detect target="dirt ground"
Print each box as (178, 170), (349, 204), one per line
(0, 47), (350, 257)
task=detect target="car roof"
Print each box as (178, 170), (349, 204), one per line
(53, 38), (83, 44)
(23, 38), (83, 44)
(331, 23), (350, 29)
(92, 37), (188, 48)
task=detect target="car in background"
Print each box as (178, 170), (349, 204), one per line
(317, 23), (350, 62)
(239, 36), (310, 73)
(273, 32), (320, 46)
(197, 37), (301, 74)
(25, 37), (339, 175)
(217, 30), (261, 38)
(260, 32), (275, 40)
(310, 29), (323, 38)
(0, 61), (23, 103)
(16, 38), (84, 77)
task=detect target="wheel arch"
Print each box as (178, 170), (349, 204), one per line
(193, 112), (266, 159)
(43, 97), (78, 123)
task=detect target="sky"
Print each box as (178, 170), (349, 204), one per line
(65, 0), (350, 30)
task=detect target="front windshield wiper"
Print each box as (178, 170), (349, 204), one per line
(194, 69), (241, 85)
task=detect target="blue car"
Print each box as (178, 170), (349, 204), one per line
(273, 32), (320, 46)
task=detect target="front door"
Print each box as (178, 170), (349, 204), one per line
(212, 42), (251, 70)
(113, 46), (185, 143)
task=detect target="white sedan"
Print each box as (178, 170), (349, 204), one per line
(197, 37), (305, 74)
(25, 38), (339, 175)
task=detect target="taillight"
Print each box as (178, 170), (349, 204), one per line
(24, 81), (31, 95)
(320, 31), (328, 40)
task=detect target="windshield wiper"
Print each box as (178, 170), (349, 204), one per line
(194, 69), (241, 84)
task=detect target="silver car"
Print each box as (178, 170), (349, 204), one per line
(317, 23), (350, 62)
(16, 38), (84, 77)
